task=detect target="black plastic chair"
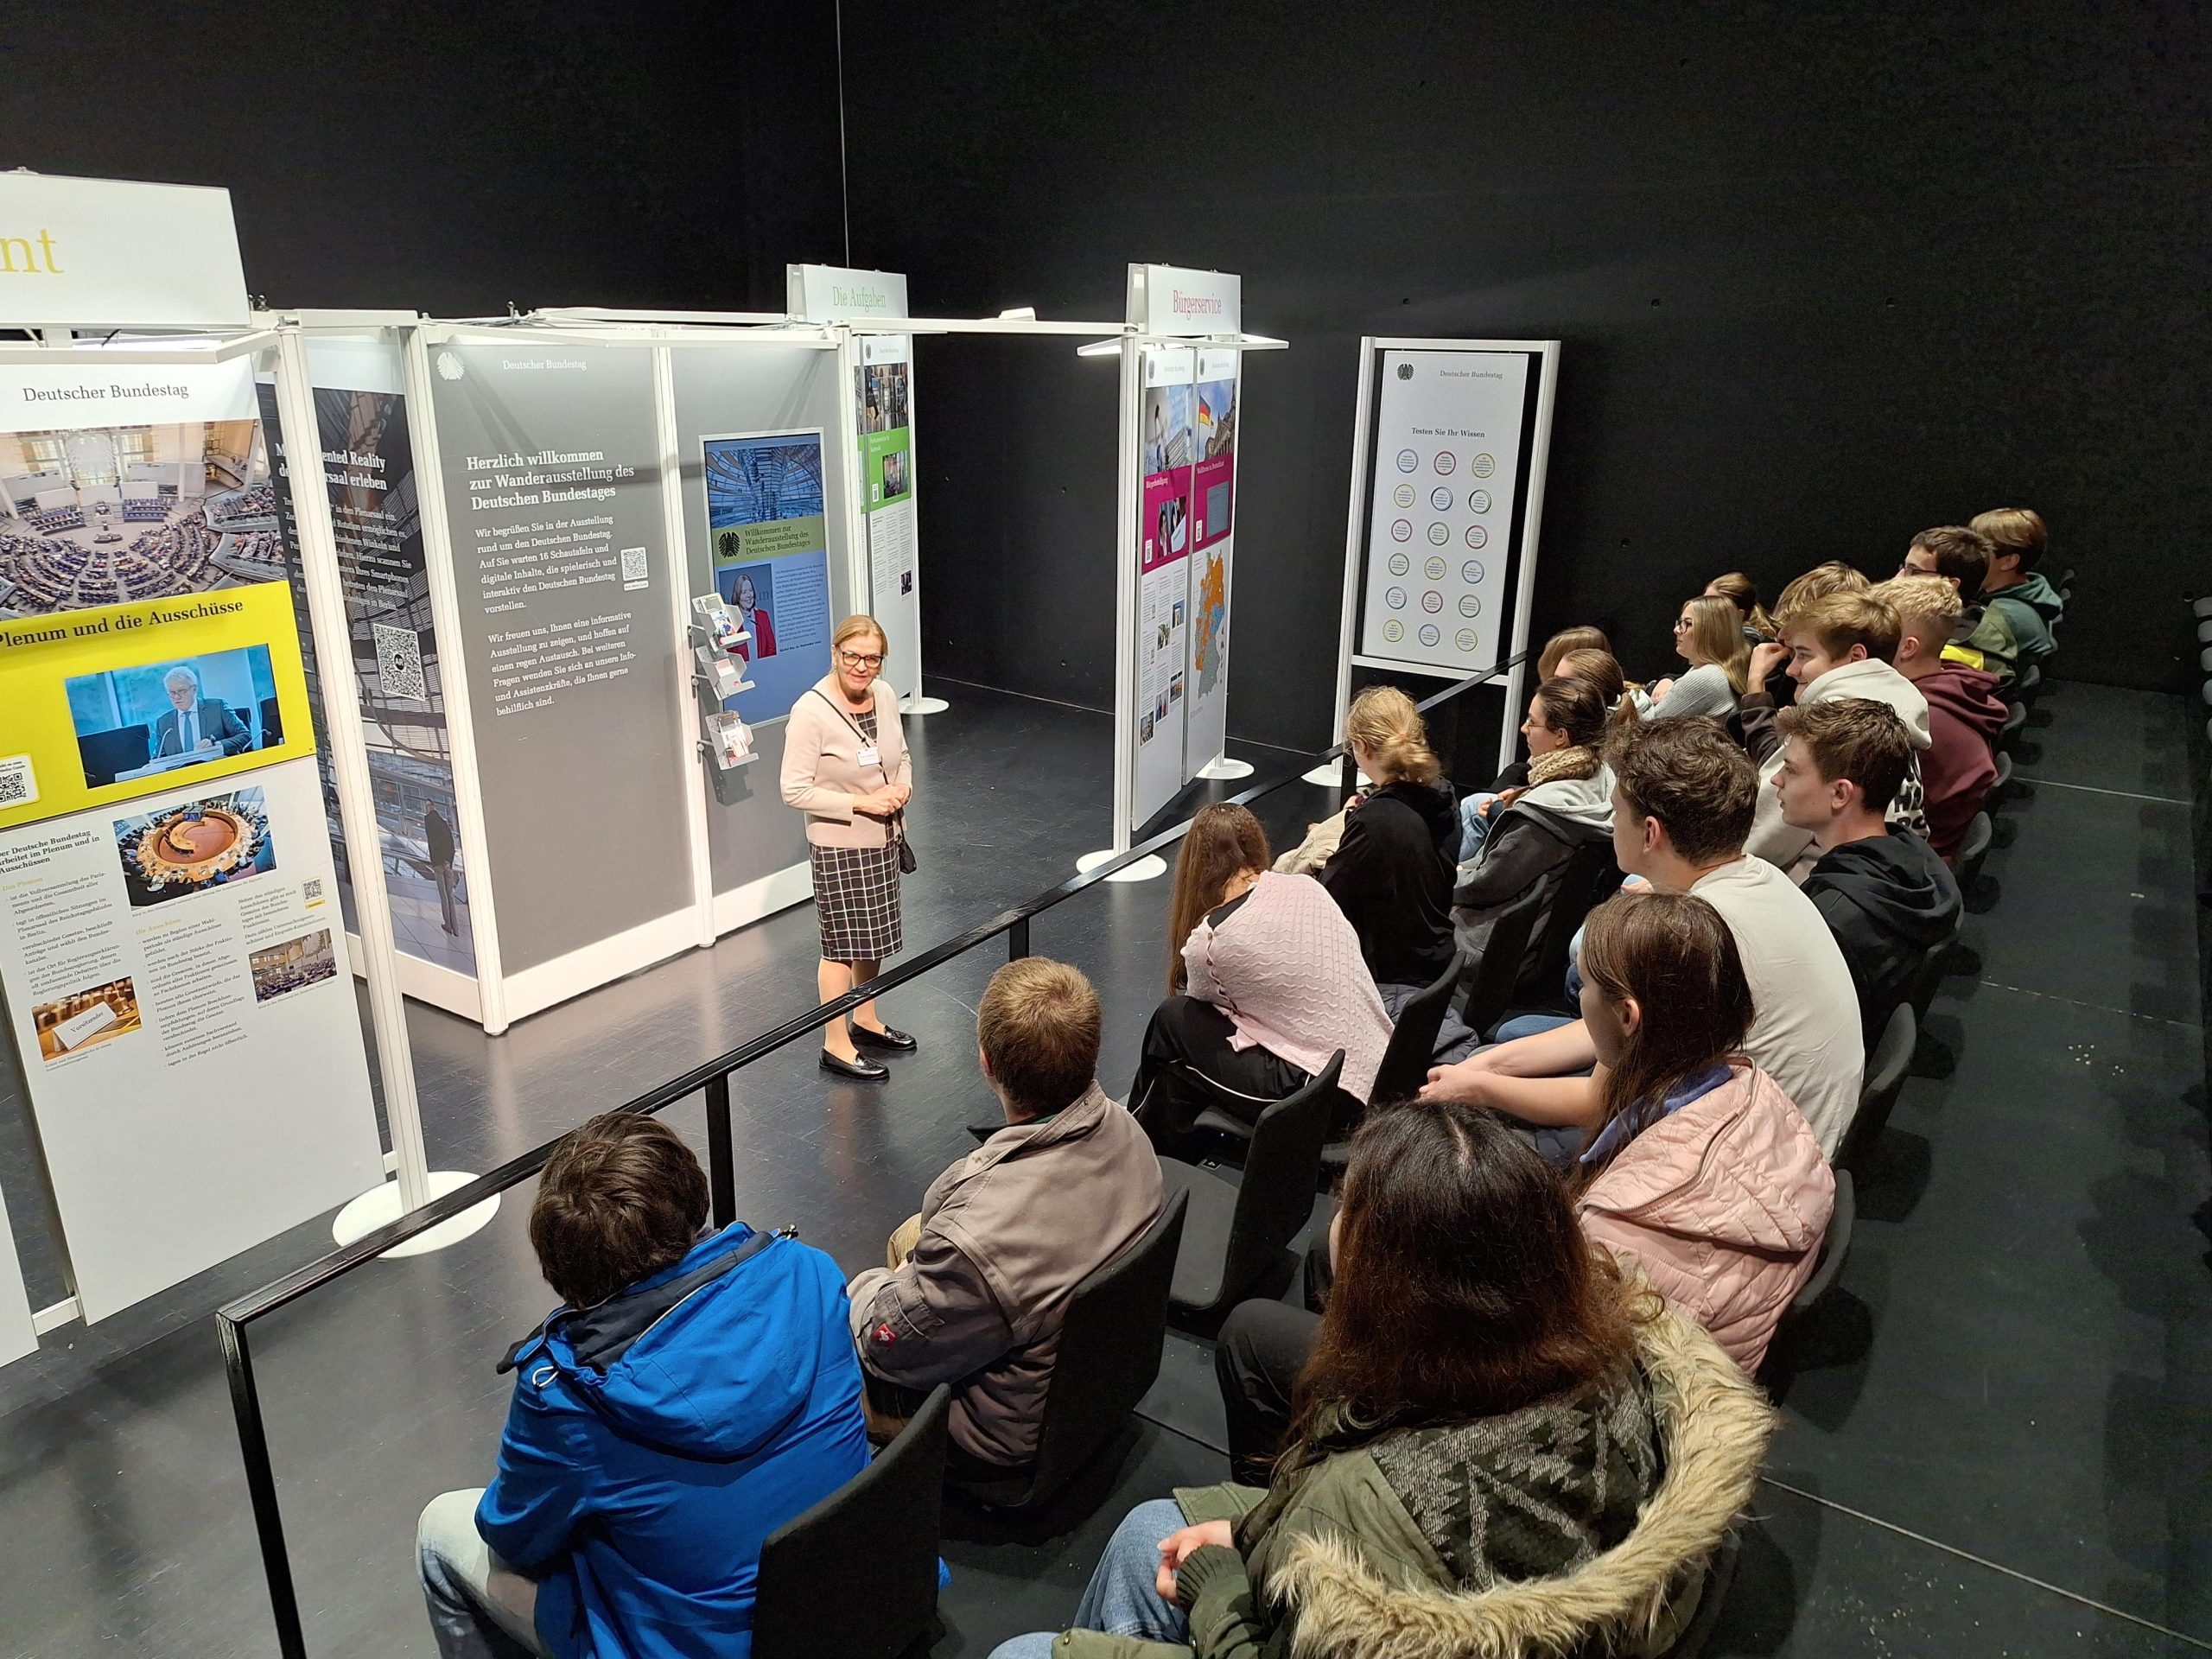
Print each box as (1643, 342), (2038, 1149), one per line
(1997, 701), (2027, 754)
(752, 1383), (951, 1659)
(1457, 880), (1548, 1039)
(1987, 749), (2013, 810)
(1162, 1054), (1341, 1323)
(1765, 1168), (1856, 1376)
(1518, 842), (1624, 1011)
(1369, 952), (1466, 1105)
(1957, 810), (1994, 896)
(2015, 663), (2044, 699)
(1840, 1003), (1915, 1172)
(960, 1189), (1189, 1512)
(1906, 935), (1953, 1023)
(1664, 1529), (1742, 1659)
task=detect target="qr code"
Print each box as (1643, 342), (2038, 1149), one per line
(302, 877), (326, 908)
(0, 754), (35, 808)
(373, 622), (428, 701)
(620, 545), (649, 590)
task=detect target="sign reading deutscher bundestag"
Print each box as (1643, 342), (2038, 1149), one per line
(0, 175), (249, 331)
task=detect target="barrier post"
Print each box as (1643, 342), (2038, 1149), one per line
(219, 1313), (309, 1659)
(704, 1075), (735, 1230)
(1007, 916), (1030, 963)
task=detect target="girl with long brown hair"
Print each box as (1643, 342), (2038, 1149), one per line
(1573, 889), (1835, 1373)
(987, 1100), (1772, 1659)
(1129, 804), (1390, 1156)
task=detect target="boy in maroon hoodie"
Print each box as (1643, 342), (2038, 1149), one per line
(1873, 576), (2005, 863)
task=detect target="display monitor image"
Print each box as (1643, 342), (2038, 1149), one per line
(67, 644), (279, 789)
(111, 785), (276, 907)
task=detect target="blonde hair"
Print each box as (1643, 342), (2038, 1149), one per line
(1679, 594), (1753, 694)
(831, 613), (889, 658)
(1344, 685), (1442, 787)
(1773, 562), (1870, 630)
(1537, 625), (1611, 681)
(1704, 572), (1776, 640)
(1785, 591), (1900, 664)
(1969, 507), (2048, 570)
(1871, 574), (1962, 639)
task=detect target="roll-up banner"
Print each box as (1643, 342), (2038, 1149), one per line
(423, 339), (692, 986)
(0, 355), (383, 1321)
(786, 265), (923, 706)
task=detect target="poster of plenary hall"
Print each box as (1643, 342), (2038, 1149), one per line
(702, 429), (834, 724)
(1358, 350), (1530, 673)
(0, 358), (381, 1321)
(1183, 349), (1237, 771)
(1133, 345), (1197, 825)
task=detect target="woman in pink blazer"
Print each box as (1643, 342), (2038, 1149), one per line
(1573, 889), (1835, 1375)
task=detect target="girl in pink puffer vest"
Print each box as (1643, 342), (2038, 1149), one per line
(1573, 890), (1836, 1376)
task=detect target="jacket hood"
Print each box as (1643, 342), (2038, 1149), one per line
(1579, 1066), (1831, 1255)
(1810, 832), (1961, 950)
(1918, 663), (2007, 741)
(1272, 1300), (1773, 1657)
(1376, 779), (1461, 859)
(2002, 572), (2064, 620)
(529, 1224), (830, 1460)
(1510, 762), (1618, 844)
(1806, 658), (1931, 749)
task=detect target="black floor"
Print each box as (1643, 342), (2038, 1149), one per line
(0, 677), (2207, 1657)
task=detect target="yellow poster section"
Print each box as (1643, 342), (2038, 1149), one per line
(0, 580), (315, 833)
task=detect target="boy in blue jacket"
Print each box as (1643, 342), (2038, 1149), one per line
(417, 1112), (869, 1658)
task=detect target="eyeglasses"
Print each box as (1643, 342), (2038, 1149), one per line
(1672, 617), (1694, 632)
(837, 649), (885, 670)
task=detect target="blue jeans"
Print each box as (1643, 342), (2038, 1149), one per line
(1493, 1011), (1575, 1045)
(989, 1497), (1193, 1658)
(417, 1489), (547, 1658)
(1457, 791), (1499, 861)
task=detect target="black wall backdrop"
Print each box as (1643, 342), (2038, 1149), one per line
(0, 3), (846, 316)
(840, 1), (2212, 753)
(2, 2), (2205, 760)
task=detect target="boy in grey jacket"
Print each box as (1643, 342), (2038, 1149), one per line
(847, 957), (1162, 1480)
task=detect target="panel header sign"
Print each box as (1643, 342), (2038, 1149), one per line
(0, 174), (249, 332)
(786, 264), (911, 322)
(1128, 264), (1242, 337)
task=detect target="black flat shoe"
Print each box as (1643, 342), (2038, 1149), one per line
(851, 1023), (918, 1053)
(820, 1050), (889, 1082)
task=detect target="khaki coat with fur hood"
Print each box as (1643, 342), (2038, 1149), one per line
(1052, 1300), (1773, 1659)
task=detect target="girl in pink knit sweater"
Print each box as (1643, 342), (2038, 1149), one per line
(1129, 804), (1392, 1156)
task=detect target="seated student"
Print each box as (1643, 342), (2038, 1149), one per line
(1316, 685), (1458, 990)
(1771, 700), (1961, 1047)
(1873, 575), (2005, 861)
(1740, 590), (1931, 873)
(1574, 890), (1835, 1374)
(1133, 804), (1391, 1152)
(1452, 676), (1615, 981)
(1900, 523), (2017, 680)
(1645, 593), (1752, 719)
(995, 1103), (1769, 1659)
(847, 957), (1161, 1484)
(1970, 506), (2063, 667)
(1751, 561), (1868, 705)
(417, 1114), (868, 1659)
(1706, 569), (1777, 642)
(1427, 717), (1864, 1160)
(1467, 625), (1618, 804)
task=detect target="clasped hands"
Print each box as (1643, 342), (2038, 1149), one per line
(1154, 1519), (1235, 1601)
(854, 781), (911, 818)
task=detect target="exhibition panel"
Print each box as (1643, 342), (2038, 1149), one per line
(0, 1186), (30, 1366)
(669, 334), (859, 931)
(417, 333), (695, 1015)
(1327, 335), (1559, 771)
(0, 334), (385, 1324)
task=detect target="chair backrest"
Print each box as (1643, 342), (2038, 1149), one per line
(1457, 879), (1548, 1039)
(1906, 936), (1951, 1022)
(751, 1383), (952, 1659)
(1840, 1002), (1915, 1171)
(1371, 956), (1465, 1103)
(1998, 701), (2027, 751)
(1958, 811), (1993, 891)
(1789, 1168), (1854, 1316)
(1518, 840), (1624, 1008)
(1018, 1187), (1189, 1506)
(2015, 664), (2042, 696)
(1991, 750), (2013, 796)
(1216, 1053), (1343, 1306)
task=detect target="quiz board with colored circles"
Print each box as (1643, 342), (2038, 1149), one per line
(1357, 349), (1531, 672)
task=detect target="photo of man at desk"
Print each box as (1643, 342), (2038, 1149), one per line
(151, 665), (251, 760)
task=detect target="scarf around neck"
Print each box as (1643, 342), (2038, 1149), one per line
(1528, 744), (1599, 787)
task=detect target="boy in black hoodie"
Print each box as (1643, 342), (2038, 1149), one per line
(1773, 699), (1961, 1046)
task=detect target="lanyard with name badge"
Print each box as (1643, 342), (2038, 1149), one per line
(810, 688), (884, 773)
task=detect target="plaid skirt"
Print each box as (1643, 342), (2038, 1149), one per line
(810, 840), (905, 963)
